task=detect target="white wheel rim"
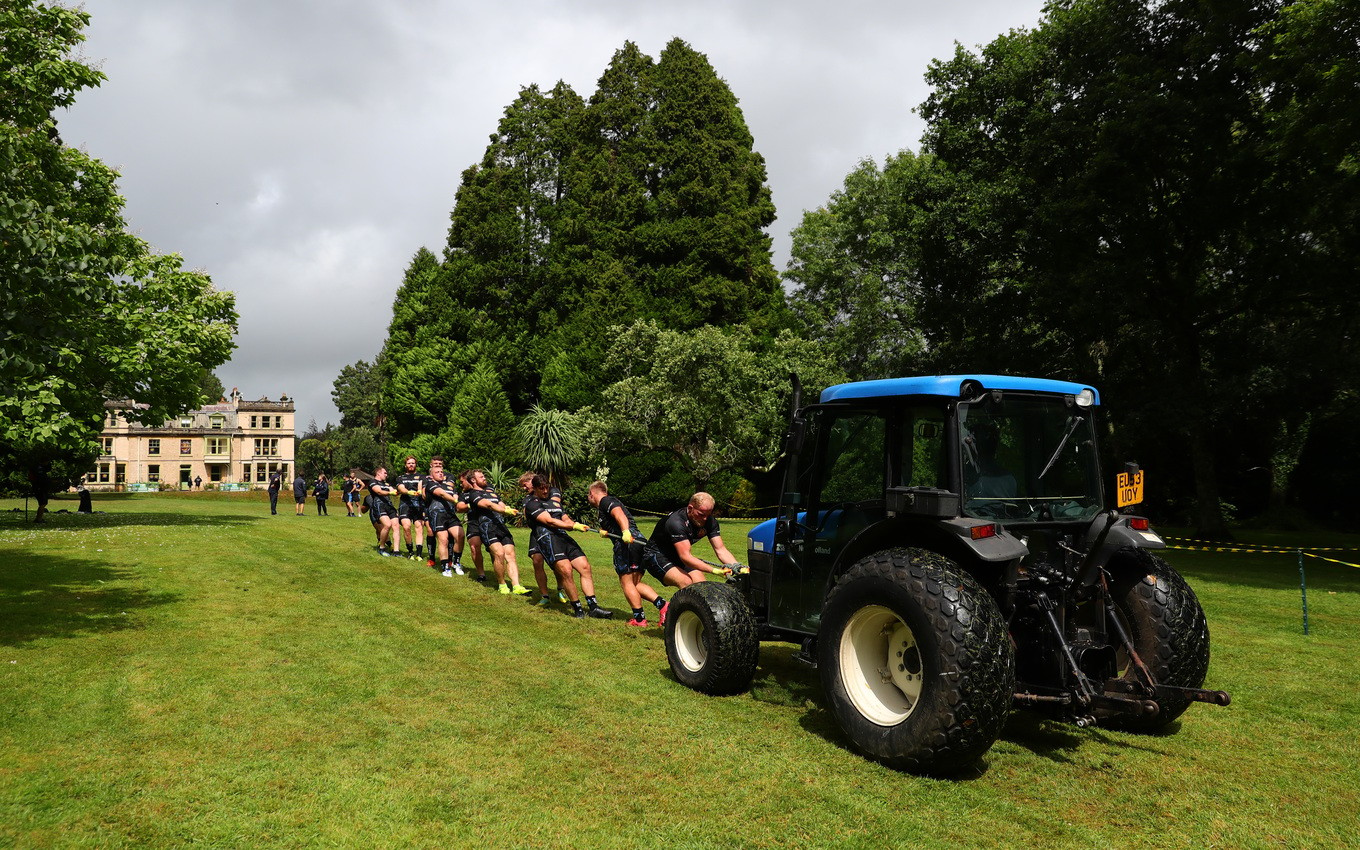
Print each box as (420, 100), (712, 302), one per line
(674, 609), (707, 673)
(839, 605), (923, 726)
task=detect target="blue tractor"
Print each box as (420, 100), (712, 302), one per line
(662, 375), (1228, 774)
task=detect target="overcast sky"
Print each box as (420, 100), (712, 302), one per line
(59, 0), (1048, 429)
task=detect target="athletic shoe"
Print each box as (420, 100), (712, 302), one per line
(426, 559), (436, 568)
(408, 552), (419, 561)
(658, 601), (669, 626)
(536, 596), (551, 607)
(626, 617), (648, 627)
(571, 608), (587, 618)
(588, 606), (614, 619)
(453, 564), (465, 576)
(441, 568), (453, 577)
(498, 583), (511, 595)
(557, 590), (567, 604)
(511, 584), (531, 596)
(473, 573), (487, 583)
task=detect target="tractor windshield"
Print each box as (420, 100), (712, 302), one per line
(958, 396), (1102, 523)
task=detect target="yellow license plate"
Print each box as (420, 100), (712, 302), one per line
(1116, 471), (1144, 508)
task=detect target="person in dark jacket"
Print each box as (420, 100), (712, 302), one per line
(293, 473), (307, 515)
(267, 471), (282, 515)
(313, 474), (330, 515)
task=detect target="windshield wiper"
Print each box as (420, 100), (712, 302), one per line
(1037, 415), (1083, 481)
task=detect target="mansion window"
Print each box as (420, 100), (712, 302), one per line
(180, 439), (191, 455)
(210, 414), (225, 429)
(148, 464), (160, 483)
(274, 415), (283, 429)
(179, 416), (193, 428)
(101, 437), (114, 455)
(207, 436), (228, 456)
(254, 438), (279, 457)
(148, 438), (161, 455)
(250, 415), (259, 428)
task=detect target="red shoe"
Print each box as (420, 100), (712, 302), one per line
(658, 601), (669, 626)
(626, 617), (648, 627)
(427, 559), (436, 568)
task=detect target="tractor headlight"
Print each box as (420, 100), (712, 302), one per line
(1075, 388), (1095, 407)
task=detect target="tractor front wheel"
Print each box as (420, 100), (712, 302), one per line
(664, 581), (759, 696)
(818, 548), (1014, 775)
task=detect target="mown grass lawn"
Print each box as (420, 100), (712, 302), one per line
(2, 492), (1358, 848)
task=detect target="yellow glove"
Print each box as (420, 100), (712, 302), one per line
(712, 565), (732, 576)
(505, 507), (519, 517)
(598, 528), (609, 538)
(572, 522), (588, 532)
(622, 529), (634, 544)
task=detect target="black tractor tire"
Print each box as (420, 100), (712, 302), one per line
(664, 581), (759, 696)
(818, 548), (1015, 775)
(1104, 547), (1210, 731)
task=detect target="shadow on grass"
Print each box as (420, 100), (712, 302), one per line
(0, 508), (260, 531)
(0, 551), (180, 647)
(1001, 711), (1178, 763)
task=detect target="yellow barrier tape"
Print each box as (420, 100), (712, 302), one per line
(1302, 552), (1360, 570)
(1164, 536), (1360, 553)
(1165, 545), (1295, 555)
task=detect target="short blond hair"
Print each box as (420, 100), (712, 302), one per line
(688, 492), (715, 510)
(589, 480), (608, 494)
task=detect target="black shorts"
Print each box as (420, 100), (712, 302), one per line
(368, 499), (396, 524)
(294, 494), (306, 505)
(540, 530), (585, 564)
(427, 506), (461, 535)
(640, 545), (676, 582)
(477, 516), (513, 548)
(611, 541), (649, 576)
(398, 500), (425, 522)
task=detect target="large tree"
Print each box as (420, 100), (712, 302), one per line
(0, 0), (237, 486)
(905, 0), (1356, 532)
(785, 151), (938, 381)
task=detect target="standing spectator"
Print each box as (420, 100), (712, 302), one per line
(193, 474), (202, 491)
(313, 473), (330, 516)
(341, 472), (357, 517)
(267, 470), (282, 515)
(293, 472), (307, 515)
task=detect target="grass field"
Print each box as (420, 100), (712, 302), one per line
(2, 492), (1358, 848)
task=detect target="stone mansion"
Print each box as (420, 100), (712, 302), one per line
(91, 388), (297, 490)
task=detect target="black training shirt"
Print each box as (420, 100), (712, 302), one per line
(650, 506), (720, 565)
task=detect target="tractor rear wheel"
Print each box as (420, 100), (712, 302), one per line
(1104, 547), (1210, 730)
(818, 548), (1014, 775)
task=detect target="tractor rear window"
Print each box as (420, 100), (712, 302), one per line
(959, 398), (1102, 522)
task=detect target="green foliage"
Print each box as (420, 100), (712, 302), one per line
(785, 151), (937, 380)
(376, 248), (458, 438)
(198, 370), (226, 405)
(441, 361), (519, 470)
(516, 404), (585, 488)
(0, 0), (237, 478)
(331, 358), (383, 431)
(591, 320), (844, 486)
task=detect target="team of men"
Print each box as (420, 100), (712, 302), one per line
(358, 458), (744, 625)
